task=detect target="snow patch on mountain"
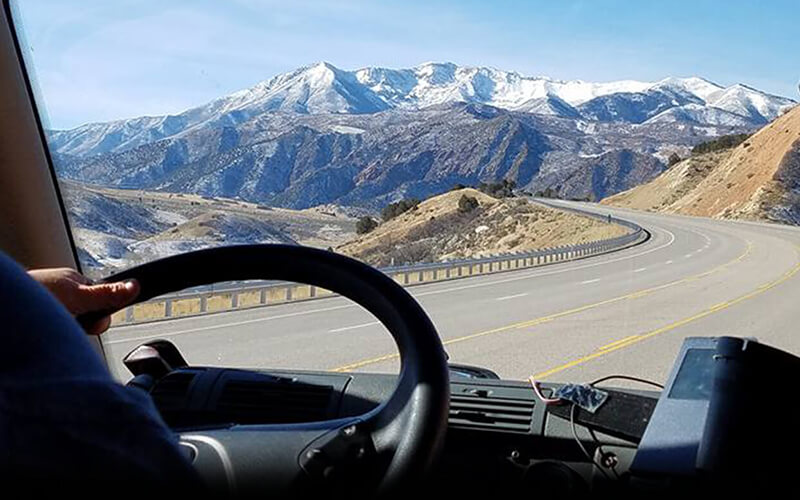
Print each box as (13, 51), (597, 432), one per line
(48, 62), (795, 157)
(705, 84), (795, 124)
(645, 103), (755, 127)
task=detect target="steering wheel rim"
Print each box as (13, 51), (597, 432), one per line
(98, 244), (450, 493)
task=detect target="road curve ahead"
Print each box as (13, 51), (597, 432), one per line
(104, 201), (800, 386)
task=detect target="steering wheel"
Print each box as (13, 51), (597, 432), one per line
(98, 244), (450, 495)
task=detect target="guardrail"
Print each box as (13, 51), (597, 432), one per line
(110, 203), (649, 326)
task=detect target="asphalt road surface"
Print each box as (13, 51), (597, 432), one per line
(104, 202), (800, 387)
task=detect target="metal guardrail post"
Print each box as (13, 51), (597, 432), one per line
(164, 300), (172, 318)
(232, 293), (238, 308)
(200, 296), (207, 312)
(260, 289), (267, 304)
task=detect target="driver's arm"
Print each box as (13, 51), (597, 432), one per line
(27, 268), (139, 335)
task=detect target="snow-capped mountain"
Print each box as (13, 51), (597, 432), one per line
(48, 62), (795, 157)
(575, 87), (704, 123)
(644, 104), (755, 127)
(704, 84), (791, 124)
(45, 61), (799, 216)
(512, 95), (581, 118)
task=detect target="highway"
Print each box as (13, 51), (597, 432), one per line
(104, 201), (800, 387)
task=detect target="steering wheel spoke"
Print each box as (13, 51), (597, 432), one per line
(298, 418), (381, 487)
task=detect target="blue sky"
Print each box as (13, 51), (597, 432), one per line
(13, 0), (800, 129)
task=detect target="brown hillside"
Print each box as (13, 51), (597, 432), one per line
(604, 105), (800, 223)
(338, 188), (628, 267)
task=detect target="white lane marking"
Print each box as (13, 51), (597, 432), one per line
(495, 293), (529, 301)
(328, 321), (380, 333)
(107, 225), (679, 344)
(412, 227), (677, 299)
(581, 278), (601, 284)
(665, 260), (673, 264)
(633, 268), (647, 273)
(685, 254), (693, 258)
(105, 304), (354, 344)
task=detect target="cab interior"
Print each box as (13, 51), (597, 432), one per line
(0, 1), (797, 496)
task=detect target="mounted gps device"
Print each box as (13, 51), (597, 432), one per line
(632, 336), (800, 487)
(631, 337), (717, 477)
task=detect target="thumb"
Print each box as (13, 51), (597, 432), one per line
(74, 279), (140, 315)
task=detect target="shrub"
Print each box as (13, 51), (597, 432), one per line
(449, 183), (470, 192)
(381, 198), (420, 222)
(355, 216), (378, 234)
(535, 187), (559, 199)
(691, 133), (752, 155)
(667, 153), (682, 167)
(477, 179), (516, 198)
(458, 194), (479, 213)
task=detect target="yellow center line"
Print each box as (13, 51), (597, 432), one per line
(330, 239), (753, 373)
(597, 335), (639, 351)
(533, 258), (800, 380)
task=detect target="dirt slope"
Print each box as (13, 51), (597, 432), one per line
(602, 150), (734, 211)
(604, 105), (800, 224)
(338, 188), (628, 267)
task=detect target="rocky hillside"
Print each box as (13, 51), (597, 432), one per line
(337, 188), (628, 267)
(61, 181), (357, 275)
(604, 106), (800, 224)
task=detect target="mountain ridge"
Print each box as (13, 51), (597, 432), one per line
(48, 62), (795, 157)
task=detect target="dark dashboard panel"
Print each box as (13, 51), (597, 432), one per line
(147, 367), (646, 493)
(138, 336), (800, 494)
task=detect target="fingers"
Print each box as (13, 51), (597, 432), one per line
(65, 269), (94, 286)
(75, 280), (140, 316)
(28, 268), (139, 335)
(28, 267), (90, 287)
(75, 280), (140, 336)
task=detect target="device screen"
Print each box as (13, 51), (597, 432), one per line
(668, 348), (715, 400)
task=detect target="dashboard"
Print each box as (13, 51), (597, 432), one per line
(141, 364), (653, 494)
(130, 335), (800, 494)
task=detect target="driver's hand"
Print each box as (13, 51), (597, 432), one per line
(28, 268), (139, 335)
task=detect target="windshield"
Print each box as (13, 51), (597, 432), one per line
(12, 0), (800, 383)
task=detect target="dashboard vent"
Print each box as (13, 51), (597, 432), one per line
(150, 371), (196, 410)
(449, 393), (534, 433)
(215, 379), (333, 424)
(150, 371), (199, 427)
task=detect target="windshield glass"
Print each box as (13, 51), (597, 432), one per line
(12, 0), (800, 383)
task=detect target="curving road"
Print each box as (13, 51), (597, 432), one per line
(103, 201), (800, 387)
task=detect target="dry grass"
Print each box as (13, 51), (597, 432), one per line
(338, 188), (627, 267)
(206, 293), (233, 312)
(172, 298), (201, 316)
(133, 302), (166, 321)
(237, 290), (263, 308)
